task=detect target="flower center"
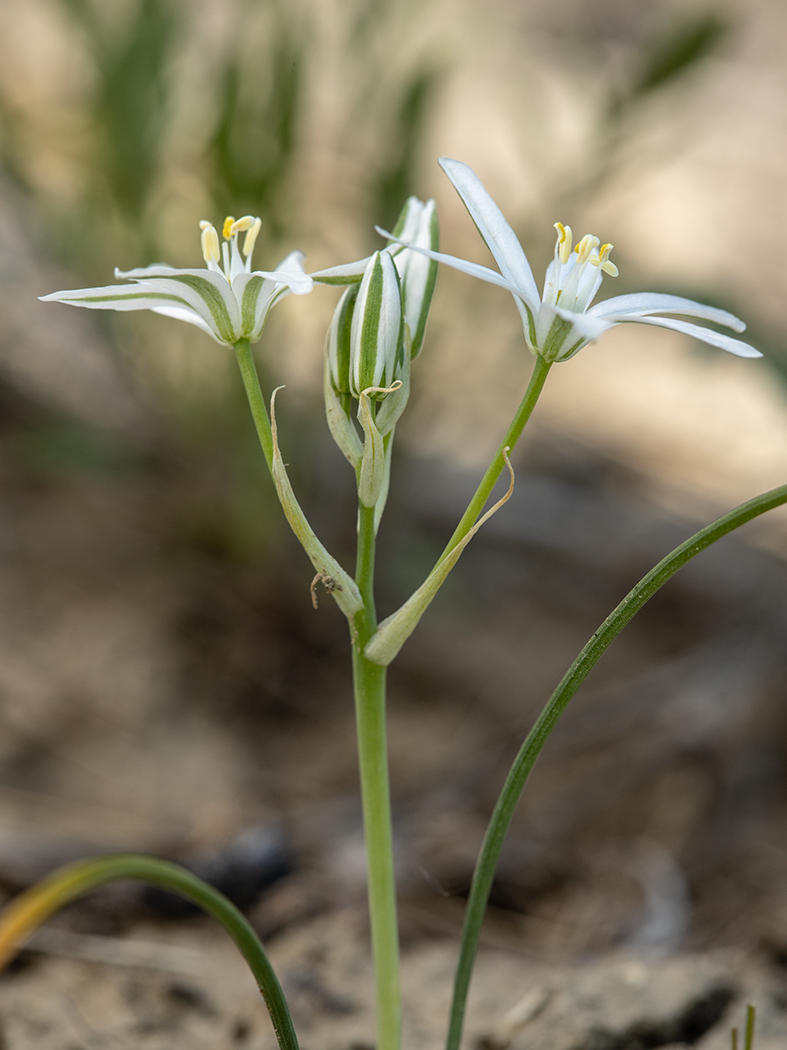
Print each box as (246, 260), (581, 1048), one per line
(199, 215), (262, 281)
(544, 222), (618, 313)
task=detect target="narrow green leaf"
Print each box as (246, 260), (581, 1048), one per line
(447, 482), (787, 1050)
(0, 853), (299, 1050)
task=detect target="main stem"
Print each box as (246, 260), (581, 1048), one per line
(233, 337), (400, 1048)
(440, 354), (552, 560)
(354, 502), (401, 1050)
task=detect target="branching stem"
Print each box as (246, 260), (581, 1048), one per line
(440, 355), (552, 560)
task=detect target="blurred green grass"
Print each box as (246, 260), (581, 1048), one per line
(0, 0), (742, 567)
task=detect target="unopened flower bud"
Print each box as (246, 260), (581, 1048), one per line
(388, 197), (438, 358)
(349, 251), (405, 400)
(326, 283), (359, 395)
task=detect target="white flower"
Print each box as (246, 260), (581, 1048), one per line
(379, 158), (761, 362)
(40, 215), (313, 347)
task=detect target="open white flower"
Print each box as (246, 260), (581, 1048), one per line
(40, 215), (313, 347)
(380, 158), (761, 362)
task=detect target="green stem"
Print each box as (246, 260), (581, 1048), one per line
(353, 503), (401, 1050)
(440, 355), (552, 561)
(447, 482), (787, 1050)
(0, 853), (298, 1050)
(356, 503), (378, 623)
(232, 339), (399, 1042)
(235, 338), (274, 470)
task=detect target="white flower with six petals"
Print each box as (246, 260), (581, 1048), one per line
(380, 158), (761, 362)
(40, 215), (313, 347)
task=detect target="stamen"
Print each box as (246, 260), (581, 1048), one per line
(553, 222), (573, 264)
(241, 217), (262, 259)
(229, 215), (257, 237)
(199, 221), (221, 264)
(222, 216), (236, 240)
(599, 243), (619, 277)
(574, 234), (600, 265)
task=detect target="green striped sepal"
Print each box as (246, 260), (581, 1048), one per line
(349, 251), (405, 400)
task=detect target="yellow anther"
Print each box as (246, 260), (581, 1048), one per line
(587, 242), (619, 276)
(222, 216), (236, 240)
(553, 222), (573, 264)
(229, 215), (256, 236)
(574, 234), (600, 265)
(241, 217), (262, 259)
(599, 243), (618, 277)
(199, 221), (221, 264)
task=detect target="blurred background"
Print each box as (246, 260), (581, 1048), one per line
(0, 0), (787, 1036)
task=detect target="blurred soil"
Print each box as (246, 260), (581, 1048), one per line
(0, 359), (785, 1045)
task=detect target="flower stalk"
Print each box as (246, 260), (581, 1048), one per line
(440, 354), (552, 560)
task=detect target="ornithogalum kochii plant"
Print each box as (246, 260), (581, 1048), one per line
(0, 161), (783, 1050)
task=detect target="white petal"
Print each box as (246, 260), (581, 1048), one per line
(311, 258), (372, 284)
(41, 283), (199, 313)
(438, 158), (541, 310)
(117, 266), (230, 292)
(150, 305), (217, 338)
(116, 266), (243, 336)
(250, 267), (312, 296)
(547, 303), (615, 341)
(392, 196), (429, 242)
(43, 280), (232, 343)
(274, 249), (306, 273)
(114, 264), (177, 278)
(134, 274), (240, 344)
(588, 292), (746, 332)
(513, 297), (538, 351)
(621, 315), (762, 358)
(253, 284), (279, 341)
(375, 229), (523, 295)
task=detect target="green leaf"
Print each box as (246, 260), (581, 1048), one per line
(0, 853), (299, 1050)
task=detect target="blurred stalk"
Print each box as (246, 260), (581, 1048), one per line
(544, 10), (730, 229)
(54, 0), (179, 268)
(207, 0), (305, 236)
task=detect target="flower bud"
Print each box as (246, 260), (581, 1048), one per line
(388, 197), (439, 358)
(349, 251), (405, 400)
(326, 283), (359, 394)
